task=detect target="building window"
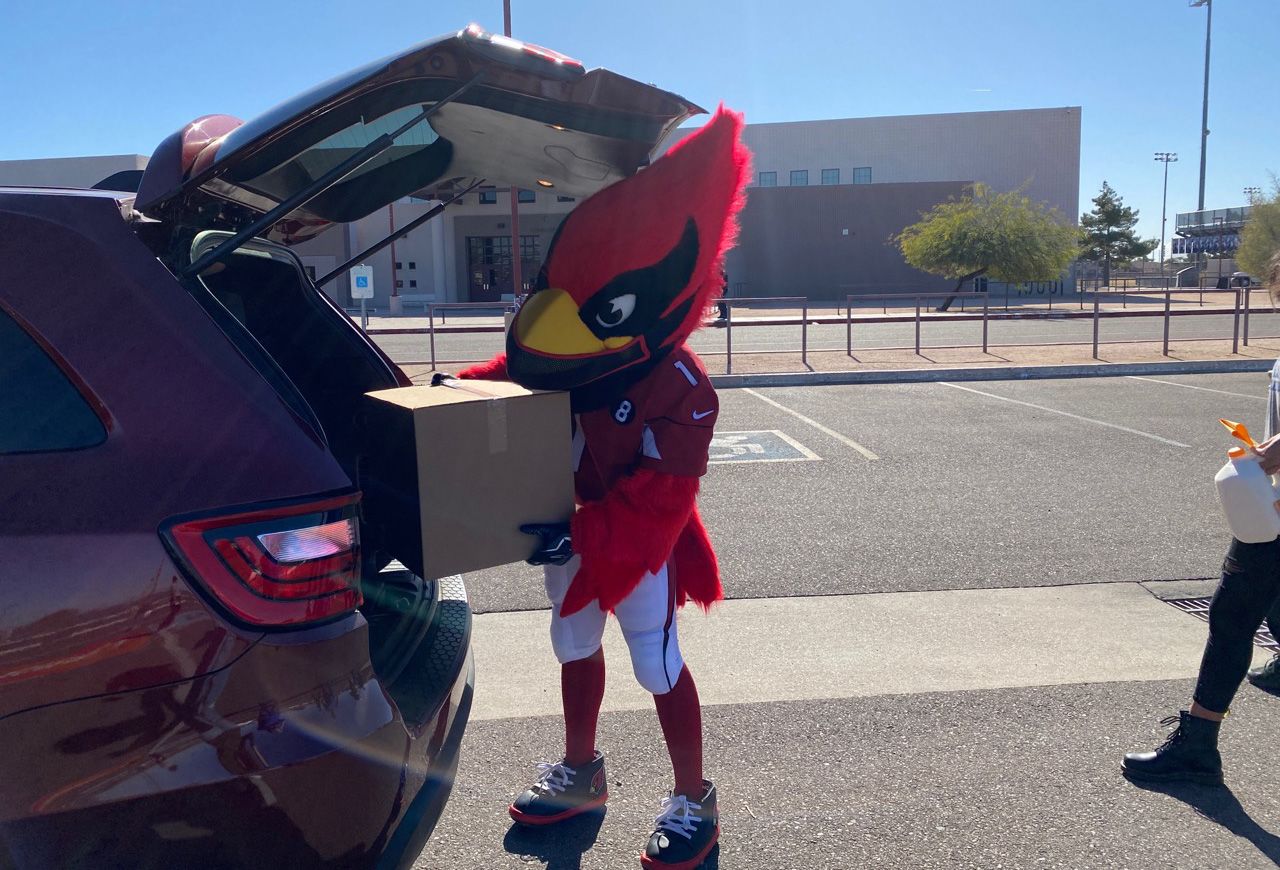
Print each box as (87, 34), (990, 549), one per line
(479, 187), (498, 204)
(517, 188), (536, 204)
(557, 195), (576, 203)
(409, 280), (417, 288)
(758, 171), (777, 187)
(394, 261), (402, 270)
(853, 167), (872, 185)
(789, 170), (808, 186)
(408, 261), (416, 270)
(395, 279), (404, 289)
(520, 235), (541, 263)
(821, 168), (840, 185)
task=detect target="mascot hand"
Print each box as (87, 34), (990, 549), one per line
(520, 522), (573, 566)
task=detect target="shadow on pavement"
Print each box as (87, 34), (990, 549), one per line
(502, 809), (607, 870)
(1130, 780), (1280, 866)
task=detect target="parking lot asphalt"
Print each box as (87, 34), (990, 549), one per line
(423, 681), (1280, 870)
(418, 371), (1280, 870)
(462, 371), (1272, 614)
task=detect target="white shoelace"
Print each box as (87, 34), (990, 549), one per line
(533, 761), (576, 795)
(653, 794), (702, 840)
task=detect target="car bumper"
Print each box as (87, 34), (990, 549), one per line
(1, 582), (473, 869)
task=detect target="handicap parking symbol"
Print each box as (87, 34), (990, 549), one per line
(709, 430), (820, 464)
(355, 276), (369, 288)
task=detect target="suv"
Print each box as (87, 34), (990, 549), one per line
(0, 26), (697, 869)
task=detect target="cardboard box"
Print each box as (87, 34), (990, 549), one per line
(361, 379), (574, 579)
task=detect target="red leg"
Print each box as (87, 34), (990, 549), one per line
(562, 647), (606, 767)
(653, 665), (703, 798)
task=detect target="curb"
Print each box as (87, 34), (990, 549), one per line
(709, 358), (1274, 389)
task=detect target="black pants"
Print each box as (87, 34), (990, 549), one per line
(1193, 537), (1280, 713)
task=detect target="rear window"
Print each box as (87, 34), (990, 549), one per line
(0, 308), (106, 454)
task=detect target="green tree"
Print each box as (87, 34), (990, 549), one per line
(896, 184), (1081, 311)
(1079, 181), (1157, 286)
(1238, 183), (1280, 282)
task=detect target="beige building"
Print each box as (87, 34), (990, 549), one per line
(0, 106), (1081, 306)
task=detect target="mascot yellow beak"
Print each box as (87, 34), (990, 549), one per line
(515, 288), (634, 356)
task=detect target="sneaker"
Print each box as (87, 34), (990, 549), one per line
(1247, 653), (1280, 692)
(1121, 711), (1224, 786)
(640, 781), (720, 870)
(508, 752), (608, 826)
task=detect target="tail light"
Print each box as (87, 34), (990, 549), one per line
(162, 493), (363, 629)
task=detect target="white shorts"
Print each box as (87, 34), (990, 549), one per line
(543, 555), (685, 694)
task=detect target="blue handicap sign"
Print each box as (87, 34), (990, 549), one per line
(355, 276), (369, 288)
(709, 430), (819, 464)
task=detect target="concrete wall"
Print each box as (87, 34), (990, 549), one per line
(727, 181), (969, 299)
(665, 107), (1082, 224)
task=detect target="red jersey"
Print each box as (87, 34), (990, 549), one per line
(572, 346), (718, 503)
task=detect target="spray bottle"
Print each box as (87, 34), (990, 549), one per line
(1214, 419), (1280, 543)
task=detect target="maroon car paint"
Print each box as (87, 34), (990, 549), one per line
(0, 191), (350, 720)
(132, 114), (243, 216)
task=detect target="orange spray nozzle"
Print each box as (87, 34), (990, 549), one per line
(1221, 419), (1257, 448)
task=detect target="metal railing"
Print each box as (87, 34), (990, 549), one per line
(845, 292), (991, 356)
(717, 296), (807, 374)
(427, 302), (512, 369)
(361, 288), (1276, 374)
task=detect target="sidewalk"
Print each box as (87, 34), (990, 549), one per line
(466, 582), (1266, 721)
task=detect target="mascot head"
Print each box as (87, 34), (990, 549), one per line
(505, 106), (750, 401)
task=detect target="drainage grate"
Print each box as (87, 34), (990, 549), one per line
(1165, 597), (1279, 651)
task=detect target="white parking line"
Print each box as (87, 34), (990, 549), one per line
(1125, 375), (1267, 401)
(939, 382), (1191, 448)
(742, 388), (880, 460)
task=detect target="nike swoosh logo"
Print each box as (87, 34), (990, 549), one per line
(692, 410), (714, 420)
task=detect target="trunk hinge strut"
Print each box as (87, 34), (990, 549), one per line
(315, 178), (484, 288)
(181, 72), (486, 278)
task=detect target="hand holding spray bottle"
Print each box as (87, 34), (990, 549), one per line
(1214, 419), (1280, 543)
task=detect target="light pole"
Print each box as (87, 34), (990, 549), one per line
(1244, 186), (1262, 205)
(1155, 152), (1178, 286)
(1213, 214), (1226, 286)
(503, 0), (523, 300)
(1189, 0), (1212, 211)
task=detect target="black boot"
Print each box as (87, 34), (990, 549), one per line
(1247, 653), (1280, 692)
(1122, 711), (1224, 786)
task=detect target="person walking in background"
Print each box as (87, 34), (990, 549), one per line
(1122, 252), (1280, 785)
(714, 269), (729, 322)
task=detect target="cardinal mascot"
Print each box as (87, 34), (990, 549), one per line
(457, 107), (748, 869)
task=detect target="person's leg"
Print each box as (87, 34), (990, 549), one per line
(1123, 537), (1280, 784)
(1246, 585), (1280, 690)
(1192, 537), (1280, 714)
(562, 648), (606, 766)
(615, 564), (719, 868)
(614, 563), (702, 794)
(509, 559), (609, 825)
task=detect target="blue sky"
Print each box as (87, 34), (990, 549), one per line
(2, 0), (1276, 243)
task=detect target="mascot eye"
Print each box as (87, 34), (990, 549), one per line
(595, 294), (636, 328)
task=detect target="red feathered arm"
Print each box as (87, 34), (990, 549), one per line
(560, 468), (698, 616)
(456, 353), (508, 381)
